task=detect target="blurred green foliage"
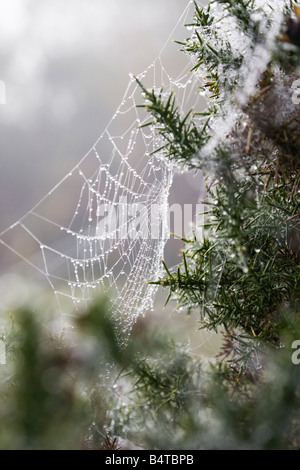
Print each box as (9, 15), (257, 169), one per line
(0, 296), (299, 450)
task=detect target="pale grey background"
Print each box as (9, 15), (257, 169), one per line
(0, 0), (188, 228)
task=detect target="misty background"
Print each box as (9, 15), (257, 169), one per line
(0, 0), (194, 226)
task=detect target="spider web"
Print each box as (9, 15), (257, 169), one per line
(0, 1), (204, 333)
(0, 0), (286, 343)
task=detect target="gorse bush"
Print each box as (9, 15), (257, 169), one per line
(144, 0), (300, 368)
(128, 0), (300, 448)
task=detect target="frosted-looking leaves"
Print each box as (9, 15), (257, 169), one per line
(180, 0), (287, 166)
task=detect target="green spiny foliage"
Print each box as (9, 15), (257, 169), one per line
(152, 175), (300, 345)
(135, 76), (210, 165)
(177, 2), (243, 81)
(123, 0), (300, 449)
(138, 0), (300, 374)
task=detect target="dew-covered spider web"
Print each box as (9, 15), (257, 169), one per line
(0, 1), (203, 333)
(0, 0), (287, 339)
